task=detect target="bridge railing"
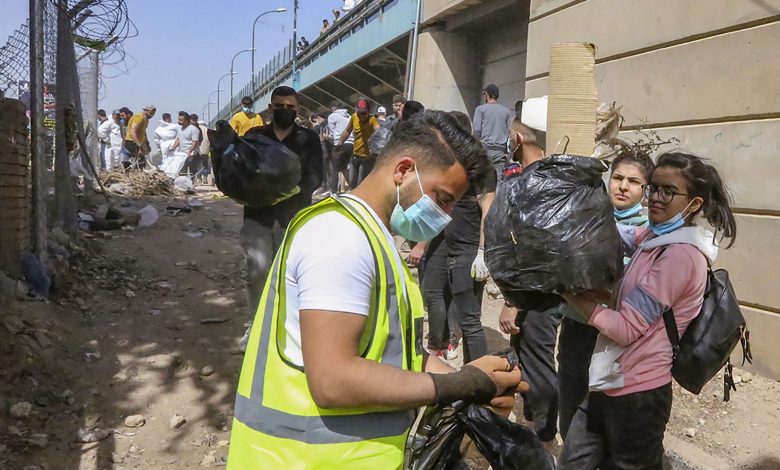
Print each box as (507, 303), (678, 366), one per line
(213, 0), (404, 124)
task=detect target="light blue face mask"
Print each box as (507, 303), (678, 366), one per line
(614, 203), (642, 219)
(389, 169), (452, 242)
(242, 106), (252, 113)
(649, 200), (693, 236)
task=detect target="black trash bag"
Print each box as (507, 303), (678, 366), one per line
(208, 120), (302, 208)
(407, 402), (554, 470)
(484, 154), (623, 311)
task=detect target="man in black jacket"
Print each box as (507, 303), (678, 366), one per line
(238, 86), (323, 350)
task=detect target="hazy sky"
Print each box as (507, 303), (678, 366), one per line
(1, 1), (344, 121)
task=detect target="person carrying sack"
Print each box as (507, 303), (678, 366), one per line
(559, 152), (738, 469)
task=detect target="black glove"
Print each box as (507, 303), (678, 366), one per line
(428, 365), (497, 406)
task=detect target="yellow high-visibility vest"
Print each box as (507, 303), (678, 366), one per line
(228, 196), (425, 469)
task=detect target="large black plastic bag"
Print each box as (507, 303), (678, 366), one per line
(407, 401), (554, 470)
(484, 154), (623, 311)
(208, 120), (302, 208)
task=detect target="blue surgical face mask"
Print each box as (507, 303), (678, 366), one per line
(614, 203), (642, 219)
(242, 105), (252, 113)
(389, 169), (452, 242)
(649, 200), (693, 236)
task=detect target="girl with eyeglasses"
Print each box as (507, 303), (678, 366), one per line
(557, 152), (737, 469)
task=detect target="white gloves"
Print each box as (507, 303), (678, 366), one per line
(470, 247), (490, 281)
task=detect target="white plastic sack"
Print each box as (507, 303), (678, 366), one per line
(161, 151), (188, 178)
(137, 205), (160, 227)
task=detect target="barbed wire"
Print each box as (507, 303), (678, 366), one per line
(0, 0), (136, 99)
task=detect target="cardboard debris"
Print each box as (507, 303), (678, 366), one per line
(546, 43), (598, 157)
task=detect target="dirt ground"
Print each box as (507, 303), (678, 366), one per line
(1, 189), (779, 469)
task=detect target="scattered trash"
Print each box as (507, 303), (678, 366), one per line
(124, 415), (146, 428)
(10, 401), (33, 419)
(150, 309), (162, 316)
(200, 318), (229, 325)
(174, 176), (195, 193)
(138, 205), (160, 227)
(170, 414), (187, 429)
(684, 428), (697, 438)
(78, 427), (112, 443)
(166, 205), (192, 216)
(199, 365), (215, 377)
(185, 231), (204, 239)
(107, 182), (132, 195)
(188, 198), (204, 208)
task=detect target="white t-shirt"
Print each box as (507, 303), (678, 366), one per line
(282, 195), (406, 366)
(176, 125), (200, 153)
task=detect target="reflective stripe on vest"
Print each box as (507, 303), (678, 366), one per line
(232, 196), (419, 445)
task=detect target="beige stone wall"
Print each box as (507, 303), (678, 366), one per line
(526, 0), (780, 379)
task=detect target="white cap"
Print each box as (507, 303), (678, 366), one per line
(520, 96), (548, 132)
(377, 106), (386, 114)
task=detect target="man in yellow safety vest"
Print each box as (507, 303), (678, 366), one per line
(228, 110), (524, 469)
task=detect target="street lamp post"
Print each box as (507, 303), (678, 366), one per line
(230, 48), (255, 111)
(217, 72), (236, 120)
(208, 89), (221, 123)
(292, 0), (299, 85)
(252, 7), (287, 91)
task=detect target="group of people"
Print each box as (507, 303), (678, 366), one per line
(221, 83), (738, 469)
(96, 104), (211, 182)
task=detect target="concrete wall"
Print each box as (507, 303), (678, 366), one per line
(0, 99), (31, 278)
(526, 0), (780, 379)
(415, 0), (528, 115)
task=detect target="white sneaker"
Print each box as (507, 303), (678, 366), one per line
(238, 327), (251, 353)
(446, 343), (459, 360)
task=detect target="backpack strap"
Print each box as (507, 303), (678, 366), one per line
(662, 309), (680, 360)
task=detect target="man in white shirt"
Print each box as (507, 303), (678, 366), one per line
(97, 109), (122, 170)
(228, 110), (525, 468)
(326, 100), (353, 193)
(165, 111), (199, 177)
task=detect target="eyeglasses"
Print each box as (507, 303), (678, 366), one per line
(642, 184), (688, 204)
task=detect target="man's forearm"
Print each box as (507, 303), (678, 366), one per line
(307, 356), (436, 409)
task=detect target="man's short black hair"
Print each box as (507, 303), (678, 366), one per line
(392, 94), (406, 104)
(190, 113), (199, 121)
(119, 106), (131, 114)
(241, 96), (253, 105)
(330, 100), (342, 109)
(271, 86), (298, 102)
(448, 111), (471, 133)
(378, 110), (490, 185)
(97, 109), (106, 118)
(401, 100), (424, 121)
(178, 111), (190, 120)
(611, 149), (655, 183)
(162, 112), (172, 121)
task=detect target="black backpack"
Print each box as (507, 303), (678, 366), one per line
(661, 264), (753, 401)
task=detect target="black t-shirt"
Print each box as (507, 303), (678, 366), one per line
(443, 169), (498, 256)
(243, 124), (324, 227)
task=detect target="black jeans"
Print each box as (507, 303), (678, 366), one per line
(422, 251), (487, 362)
(557, 317), (599, 439)
(559, 383), (673, 470)
(349, 154), (375, 189)
(330, 143), (353, 193)
(510, 307), (562, 442)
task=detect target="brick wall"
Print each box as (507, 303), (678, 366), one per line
(0, 98), (31, 277)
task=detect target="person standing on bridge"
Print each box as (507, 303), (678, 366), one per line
(229, 96), (264, 137)
(473, 84), (513, 177)
(338, 97), (380, 188)
(227, 110), (525, 468)
(237, 86), (323, 352)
